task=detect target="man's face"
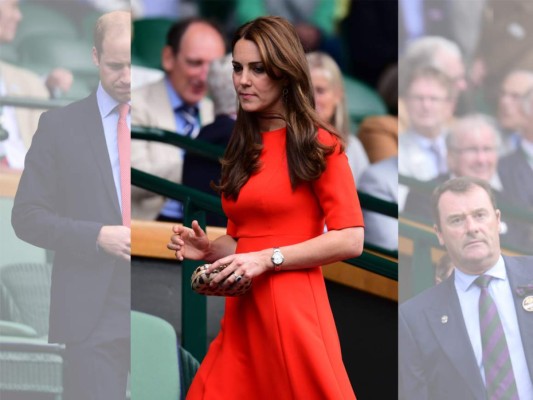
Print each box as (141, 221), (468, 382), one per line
(0, 0), (22, 43)
(435, 186), (501, 275)
(92, 34), (131, 103)
(162, 22), (225, 106)
(405, 77), (453, 138)
(498, 72), (533, 130)
(447, 124), (498, 181)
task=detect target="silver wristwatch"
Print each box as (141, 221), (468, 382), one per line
(271, 248), (284, 271)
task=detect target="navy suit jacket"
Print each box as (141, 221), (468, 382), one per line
(399, 255), (533, 400)
(12, 92), (129, 344)
(182, 114), (234, 227)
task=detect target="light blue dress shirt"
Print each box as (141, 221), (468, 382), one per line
(454, 256), (533, 399)
(159, 78), (200, 219)
(96, 83), (131, 213)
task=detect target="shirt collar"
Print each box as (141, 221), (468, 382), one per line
(409, 130), (447, 150)
(455, 255), (506, 292)
(96, 82), (130, 117)
(164, 76), (198, 114)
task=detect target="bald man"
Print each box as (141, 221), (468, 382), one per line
(12, 11), (131, 400)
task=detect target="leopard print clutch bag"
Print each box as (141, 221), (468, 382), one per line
(190, 264), (252, 296)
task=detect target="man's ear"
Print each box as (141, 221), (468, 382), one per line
(92, 47), (100, 67)
(434, 224), (445, 247)
(161, 46), (175, 73)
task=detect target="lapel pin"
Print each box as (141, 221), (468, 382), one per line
(441, 315), (448, 324)
(522, 296), (533, 312)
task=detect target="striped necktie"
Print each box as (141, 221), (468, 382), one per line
(176, 104), (199, 137)
(474, 275), (519, 400)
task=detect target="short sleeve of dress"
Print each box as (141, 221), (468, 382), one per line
(312, 129), (364, 230)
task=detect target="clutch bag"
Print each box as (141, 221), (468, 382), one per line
(190, 264), (252, 296)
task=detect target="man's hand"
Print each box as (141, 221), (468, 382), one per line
(97, 225), (131, 261)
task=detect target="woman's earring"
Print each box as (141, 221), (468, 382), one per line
(282, 87), (289, 102)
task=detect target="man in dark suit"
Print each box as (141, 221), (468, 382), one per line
(399, 177), (533, 400)
(11, 10), (131, 400)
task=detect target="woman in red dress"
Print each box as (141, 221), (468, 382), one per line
(168, 16), (364, 399)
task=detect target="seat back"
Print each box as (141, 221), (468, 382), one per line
(131, 311), (180, 400)
(0, 263), (52, 337)
(132, 18), (175, 70)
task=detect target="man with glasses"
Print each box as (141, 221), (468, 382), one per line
(403, 114), (530, 252)
(399, 66), (455, 210)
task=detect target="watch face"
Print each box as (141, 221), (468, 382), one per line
(273, 252), (283, 265)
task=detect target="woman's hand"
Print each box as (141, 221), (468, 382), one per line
(167, 220), (210, 261)
(206, 250), (271, 288)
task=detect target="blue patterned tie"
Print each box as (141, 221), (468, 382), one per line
(176, 105), (198, 137)
(475, 275), (519, 400)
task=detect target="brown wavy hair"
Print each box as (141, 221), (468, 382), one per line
(215, 16), (343, 200)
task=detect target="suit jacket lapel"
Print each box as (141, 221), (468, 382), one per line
(426, 276), (486, 399)
(505, 256), (533, 382)
(84, 93), (122, 219)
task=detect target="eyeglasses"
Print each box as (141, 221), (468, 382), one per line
(406, 95), (450, 104)
(451, 146), (497, 156)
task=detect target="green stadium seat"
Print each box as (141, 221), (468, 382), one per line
(14, 2), (78, 48)
(132, 18), (175, 70)
(343, 75), (387, 127)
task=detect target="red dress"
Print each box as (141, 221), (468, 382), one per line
(187, 127), (364, 399)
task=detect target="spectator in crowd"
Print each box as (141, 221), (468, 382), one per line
(399, 67), (455, 209)
(498, 87), (533, 246)
(497, 69), (533, 155)
(398, 36), (466, 131)
(403, 113), (530, 252)
(12, 11), (131, 399)
(0, 0), (55, 169)
(399, 176), (533, 400)
(306, 51), (369, 182)
(182, 53), (235, 227)
(131, 17), (226, 221)
(358, 155), (398, 251)
(470, 0), (533, 110)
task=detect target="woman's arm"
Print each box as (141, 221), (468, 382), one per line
(167, 220), (237, 262)
(206, 226), (364, 285)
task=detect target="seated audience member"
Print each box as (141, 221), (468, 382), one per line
(306, 51), (369, 182)
(404, 114), (530, 252)
(398, 36), (467, 132)
(399, 67), (455, 209)
(497, 69), (533, 155)
(131, 17), (226, 221)
(358, 156), (398, 251)
(0, 0), (68, 170)
(399, 177), (533, 400)
(499, 87), (533, 246)
(182, 54), (235, 227)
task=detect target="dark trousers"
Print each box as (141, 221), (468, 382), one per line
(63, 337), (130, 400)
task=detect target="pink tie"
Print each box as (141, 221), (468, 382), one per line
(118, 103), (130, 227)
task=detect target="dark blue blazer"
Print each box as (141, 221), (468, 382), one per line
(12, 92), (128, 344)
(182, 114), (234, 227)
(399, 255), (533, 400)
